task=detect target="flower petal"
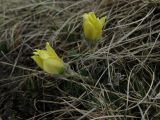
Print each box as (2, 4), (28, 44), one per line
(83, 13), (89, 21)
(83, 20), (97, 41)
(43, 57), (64, 74)
(45, 42), (59, 59)
(31, 56), (43, 69)
(100, 16), (106, 26)
(38, 50), (50, 60)
(89, 12), (96, 20)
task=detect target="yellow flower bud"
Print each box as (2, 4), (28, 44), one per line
(32, 42), (65, 74)
(83, 12), (106, 43)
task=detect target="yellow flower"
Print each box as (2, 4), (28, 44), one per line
(83, 12), (106, 43)
(31, 42), (65, 74)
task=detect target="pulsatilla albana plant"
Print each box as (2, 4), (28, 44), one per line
(83, 12), (106, 43)
(32, 42), (65, 75)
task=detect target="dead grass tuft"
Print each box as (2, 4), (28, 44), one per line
(1, 0), (160, 119)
